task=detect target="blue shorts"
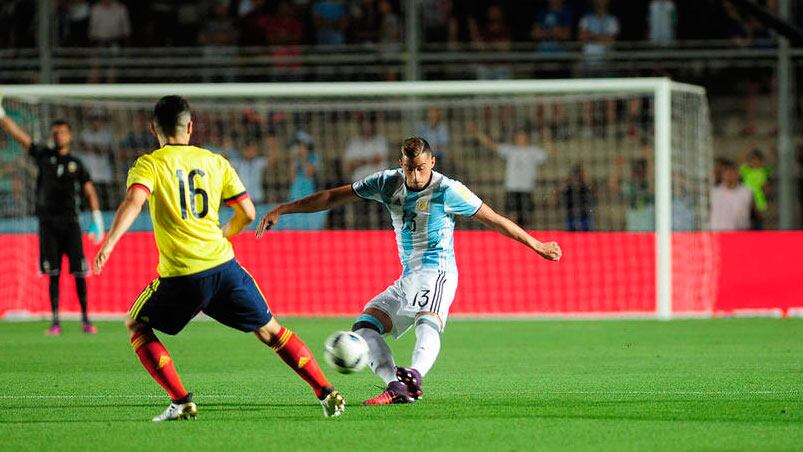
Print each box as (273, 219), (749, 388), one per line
(128, 259), (272, 335)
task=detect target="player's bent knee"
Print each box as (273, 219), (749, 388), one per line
(415, 312), (443, 333)
(352, 311), (390, 335)
(254, 318), (282, 343)
(124, 315), (150, 335)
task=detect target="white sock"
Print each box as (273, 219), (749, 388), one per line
(355, 328), (397, 384)
(411, 322), (441, 377)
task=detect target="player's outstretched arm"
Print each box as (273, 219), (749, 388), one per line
(221, 197), (257, 238)
(0, 99), (33, 150)
(256, 185), (359, 237)
(473, 203), (562, 261)
(93, 187), (148, 274)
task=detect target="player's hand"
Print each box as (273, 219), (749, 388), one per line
(88, 210), (105, 244)
(256, 208), (281, 238)
(93, 245), (112, 275)
(536, 241), (562, 261)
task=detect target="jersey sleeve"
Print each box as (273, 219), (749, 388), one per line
(220, 157), (248, 206)
(76, 159), (91, 185)
(443, 180), (483, 216)
(352, 170), (388, 202)
(126, 155), (155, 195)
(28, 143), (48, 159)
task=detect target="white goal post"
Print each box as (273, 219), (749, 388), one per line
(0, 78), (711, 319)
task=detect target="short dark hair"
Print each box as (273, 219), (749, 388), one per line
(50, 119), (71, 130)
(748, 148), (764, 161)
(153, 95), (191, 137)
(720, 158), (737, 170)
(400, 136), (432, 160)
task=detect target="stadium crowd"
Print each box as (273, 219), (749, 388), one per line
(0, 0), (790, 50)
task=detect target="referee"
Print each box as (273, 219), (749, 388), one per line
(0, 100), (104, 335)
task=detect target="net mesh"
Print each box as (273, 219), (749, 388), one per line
(0, 82), (715, 318)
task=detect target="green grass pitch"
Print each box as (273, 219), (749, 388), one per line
(1, 318), (802, 451)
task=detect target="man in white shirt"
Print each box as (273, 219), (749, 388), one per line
(343, 116), (389, 227)
(471, 125), (555, 227)
(75, 112), (116, 208)
(648, 0), (677, 45)
(344, 116), (388, 182)
(230, 139), (268, 204)
(711, 160), (753, 231)
(88, 0), (131, 45)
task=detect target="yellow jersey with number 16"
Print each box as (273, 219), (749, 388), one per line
(126, 144), (248, 277)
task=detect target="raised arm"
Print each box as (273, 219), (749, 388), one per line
(93, 186), (148, 274)
(473, 203), (561, 261)
(221, 196), (257, 238)
(0, 101), (33, 150)
(256, 185), (360, 237)
(468, 122), (498, 152)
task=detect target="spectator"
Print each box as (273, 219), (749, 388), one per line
(578, 0), (619, 64)
(647, 0), (677, 45)
(119, 111), (157, 170)
(470, 4), (513, 80)
(470, 123), (556, 227)
(266, 0), (306, 80)
(343, 115), (388, 228)
(421, 0), (457, 45)
(378, 0), (402, 80)
(288, 131), (319, 200)
(350, 0), (380, 43)
(608, 145), (654, 231)
(75, 111), (116, 209)
(378, 0), (401, 46)
(87, 0), (130, 83)
(312, 0), (349, 45)
(415, 107), (449, 166)
(0, 1), (35, 48)
(229, 138), (268, 204)
(343, 115), (388, 182)
(199, 1), (239, 82)
(558, 163), (595, 231)
(531, 0), (573, 52)
(88, 0), (131, 46)
(711, 159), (753, 231)
(722, 0), (751, 47)
(239, 0), (269, 46)
(739, 148), (771, 230)
(60, 0), (91, 46)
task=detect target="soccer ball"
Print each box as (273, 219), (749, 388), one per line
(323, 331), (369, 374)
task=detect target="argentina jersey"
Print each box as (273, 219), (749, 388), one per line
(352, 169), (483, 275)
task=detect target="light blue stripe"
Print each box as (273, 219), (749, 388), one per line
(415, 314), (442, 332)
(400, 190), (420, 275)
(357, 314), (385, 334)
(423, 188), (446, 269)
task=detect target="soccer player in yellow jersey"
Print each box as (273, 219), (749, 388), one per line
(93, 96), (345, 420)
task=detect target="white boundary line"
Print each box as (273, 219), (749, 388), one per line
(0, 390), (798, 400)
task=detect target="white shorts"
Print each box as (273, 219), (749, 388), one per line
(363, 269), (458, 338)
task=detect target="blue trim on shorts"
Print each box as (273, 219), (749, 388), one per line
(357, 313), (385, 334)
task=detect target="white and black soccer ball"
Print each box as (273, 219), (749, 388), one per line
(324, 331), (369, 374)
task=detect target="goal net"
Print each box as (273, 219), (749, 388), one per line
(0, 79), (715, 319)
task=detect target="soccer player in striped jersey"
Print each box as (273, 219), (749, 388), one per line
(256, 137), (561, 404)
(94, 95), (345, 420)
